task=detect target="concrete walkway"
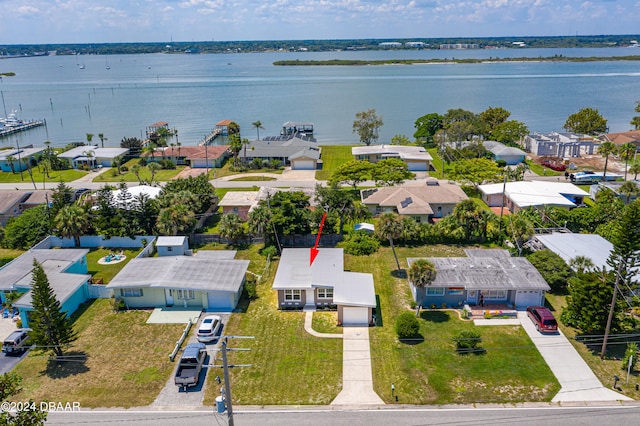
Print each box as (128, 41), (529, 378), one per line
(72, 166), (112, 183)
(517, 312), (632, 402)
(331, 327), (384, 406)
(303, 311), (342, 338)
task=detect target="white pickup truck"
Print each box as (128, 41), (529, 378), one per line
(174, 343), (207, 391)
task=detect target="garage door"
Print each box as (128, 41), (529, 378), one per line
(342, 306), (369, 325)
(515, 290), (542, 308)
(293, 160), (315, 170)
(407, 161), (427, 171)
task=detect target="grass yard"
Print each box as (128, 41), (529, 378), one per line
(0, 168), (87, 183)
(525, 160), (562, 177)
(0, 248), (24, 267)
(546, 294), (640, 400)
(202, 244), (343, 405)
(427, 147), (448, 180)
(312, 311), (341, 334)
(208, 159), (283, 179)
(93, 159), (185, 182)
(348, 245), (560, 404)
(316, 145), (354, 180)
(85, 247), (143, 284)
(12, 299), (184, 407)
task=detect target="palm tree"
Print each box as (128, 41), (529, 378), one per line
(629, 161), (640, 181)
(176, 141), (182, 163)
(569, 255), (595, 274)
(112, 157), (122, 175)
(242, 138), (250, 165)
(5, 155), (16, 174)
(22, 157), (37, 190)
(252, 120), (264, 140)
(248, 205), (272, 245)
(219, 213), (246, 245)
(86, 133), (94, 144)
(147, 161), (162, 184)
(228, 134), (242, 167)
(453, 199), (481, 241)
(131, 164), (142, 184)
(409, 259), (437, 314)
(376, 212), (404, 271)
(156, 205), (195, 236)
(54, 205), (90, 247)
(598, 141), (617, 180)
(618, 181), (639, 204)
(618, 142), (637, 181)
(98, 133), (107, 148)
(82, 149), (96, 170)
(143, 142), (157, 161)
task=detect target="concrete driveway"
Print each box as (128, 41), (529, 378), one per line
(517, 312), (632, 402)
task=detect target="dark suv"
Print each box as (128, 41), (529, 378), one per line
(526, 306), (558, 333)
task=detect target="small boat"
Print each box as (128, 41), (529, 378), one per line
(4, 112), (23, 128)
(105, 57), (111, 70)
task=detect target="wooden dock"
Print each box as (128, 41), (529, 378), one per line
(198, 127), (222, 146)
(0, 119), (46, 138)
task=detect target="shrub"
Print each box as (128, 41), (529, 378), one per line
(111, 297), (125, 311)
(120, 165), (129, 172)
(622, 343), (638, 371)
(159, 159), (176, 170)
(395, 311), (420, 339)
(261, 245), (278, 258)
(339, 232), (380, 256)
(453, 329), (483, 354)
(138, 157), (147, 166)
(15, 319), (22, 328)
(244, 279), (258, 300)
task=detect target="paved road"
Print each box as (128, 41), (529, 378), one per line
(43, 404), (640, 426)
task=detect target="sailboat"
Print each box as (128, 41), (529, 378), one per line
(105, 57), (111, 70)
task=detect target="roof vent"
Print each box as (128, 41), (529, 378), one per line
(426, 178), (439, 186)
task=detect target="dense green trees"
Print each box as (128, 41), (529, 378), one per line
(413, 113), (443, 144)
(563, 107), (608, 135)
(631, 99), (640, 130)
(54, 205), (90, 247)
(0, 372), (47, 425)
(330, 160), (376, 189)
(448, 158), (502, 189)
(219, 213), (245, 244)
(1, 205), (50, 249)
(527, 249), (573, 293)
(353, 109), (383, 146)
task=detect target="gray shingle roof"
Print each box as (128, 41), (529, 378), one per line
(0, 249), (89, 291)
(105, 254), (249, 293)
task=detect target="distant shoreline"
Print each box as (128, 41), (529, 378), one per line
(273, 56), (640, 66)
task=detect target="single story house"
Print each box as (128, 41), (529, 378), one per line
(0, 191), (31, 226)
(106, 249), (249, 311)
(0, 147), (46, 172)
(352, 145), (433, 171)
(218, 191), (260, 220)
(361, 179), (468, 222)
(522, 132), (596, 157)
(144, 145), (229, 168)
(272, 248), (376, 326)
(242, 137), (321, 170)
(589, 180), (640, 204)
(20, 190), (54, 211)
(482, 141), (526, 165)
(408, 249), (550, 309)
(597, 130), (640, 151)
(0, 248), (91, 327)
(532, 233), (614, 272)
(156, 236), (189, 256)
(58, 146), (129, 169)
(479, 180), (589, 212)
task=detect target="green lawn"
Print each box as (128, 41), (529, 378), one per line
(209, 159), (283, 179)
(546, 294), (640, 400)
(85, 247), (143, 284)
(0, 168), (87, 184)
(350, 245), (560, 404)
(13, 299), (184, 407)
(203, 244), (343, 405)
(0, 248), (24, 267)
(93, 159), (186, 182)
(525, 160), (562, 177)
(316, 145), (354, 180)
(427, 147), (449, 179)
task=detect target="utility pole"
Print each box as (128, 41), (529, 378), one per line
(499, 174), (507, 235)
(601, 262), (624, 359)
(210, 336), (253, 426)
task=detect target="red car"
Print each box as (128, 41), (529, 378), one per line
(526, 306), (558, 333)
(541, 160), (566, 171)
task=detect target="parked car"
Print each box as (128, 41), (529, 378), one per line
(197, 315), (222, 343)
(541, 159), (566, 171)
(2, 328), (32, 355)
(174, 342), (207, 391)
(526, 306), (558, 333)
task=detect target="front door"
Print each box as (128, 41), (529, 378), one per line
(305, 289), (315, 305)
(165, 289), (174, 306)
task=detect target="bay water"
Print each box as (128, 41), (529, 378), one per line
(1, 47), (639, 149)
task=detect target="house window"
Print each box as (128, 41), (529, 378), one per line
(448, 288), (464, 295)
(468, 290), (476, 298)
(120, 288), (143, 297)
(414, 216), (421, 223)
(284, 290), (301, 301)
(480, 290), (506, 299)
(426, 288), (445, 296)
(167, 246), (173, 252)
(176, 289), (195, 300)
(317, 288), (333, 299)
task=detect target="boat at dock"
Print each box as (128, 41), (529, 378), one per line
(0, 116), (46, 138)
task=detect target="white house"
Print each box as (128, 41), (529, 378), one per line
(156, 236), (189, 257)
(352, 145), (433, 171)
(479, 181), (589, 212)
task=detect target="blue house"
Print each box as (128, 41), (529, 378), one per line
(0, 147), (46, 173)
(0, 249), (91, 327)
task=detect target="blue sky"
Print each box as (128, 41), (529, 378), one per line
(3, 0), (640, 44)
